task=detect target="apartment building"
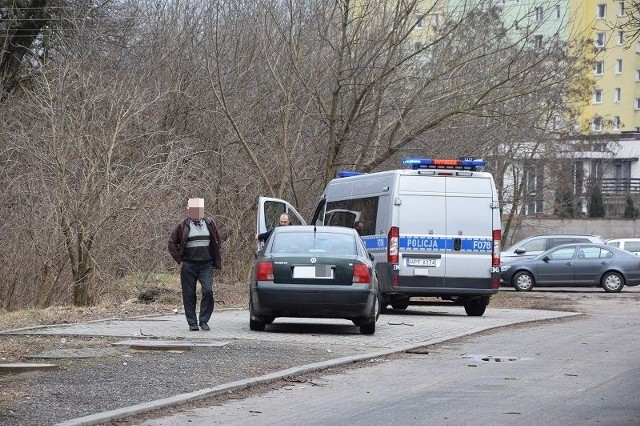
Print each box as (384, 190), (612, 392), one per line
(446, 1), (640, 216)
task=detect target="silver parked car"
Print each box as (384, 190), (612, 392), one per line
(501, 234), (605, 261)
(500, 243), (640, 292)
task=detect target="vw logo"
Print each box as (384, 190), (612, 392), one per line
(310, 257), (317, 263)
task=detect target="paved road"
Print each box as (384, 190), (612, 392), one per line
(3, 303), (574, 426)
(137, 294), (640, 426)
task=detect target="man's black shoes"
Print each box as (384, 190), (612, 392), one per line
(200, 323), (210, 331)
(189, 324), (199, 331)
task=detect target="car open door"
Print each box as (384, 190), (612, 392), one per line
(256, 197), (306, 250)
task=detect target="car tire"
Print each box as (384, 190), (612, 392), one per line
(601, 271), (625, 293)
(359, 292), (378, 335)
(360, 322), (375, 335)
(512, 271), (534, 291)
(249, 318), (265, 331)
(463, 297), (489, 316)
(391, 297), (410, 310)
(249, 298), (266, 331)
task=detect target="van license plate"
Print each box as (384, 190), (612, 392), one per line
(408, 258), (437, 267)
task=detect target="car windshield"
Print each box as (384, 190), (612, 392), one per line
(271, 232), (357, 255)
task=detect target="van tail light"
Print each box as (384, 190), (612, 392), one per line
(352, 263), (371, 284)
(492, 230), (501, 267)
(388, 226), (399, 264)
(256, 261), (274, 281)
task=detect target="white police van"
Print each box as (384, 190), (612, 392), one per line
(257, 158), (502, 316)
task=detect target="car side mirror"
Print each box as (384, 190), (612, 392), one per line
(515, 248), (526, 255)
(542, 255), (550, 262)
(368, 252), (375, 261)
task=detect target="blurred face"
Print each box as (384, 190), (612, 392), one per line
(188, 206), (204, 221)
(279, 214), (290, 226)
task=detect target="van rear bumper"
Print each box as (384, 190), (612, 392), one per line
(376, 262), (498, 296)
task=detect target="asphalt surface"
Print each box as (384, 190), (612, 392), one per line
(0, 304), (578, 425)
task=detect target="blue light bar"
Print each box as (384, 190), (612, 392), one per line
(336, 171), (365, 178)
(402, 158), (485, 171)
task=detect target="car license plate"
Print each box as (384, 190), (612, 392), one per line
(407, 258), (438, 267)
(293, 265), (334, 279)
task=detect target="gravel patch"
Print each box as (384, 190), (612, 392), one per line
(0, 338), (356, 425)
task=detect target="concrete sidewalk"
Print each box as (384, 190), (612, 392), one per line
(0, 305), (580, 425)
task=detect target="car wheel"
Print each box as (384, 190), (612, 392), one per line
(463, 297), (489, 317)
(360, 322), (375, 335)
(391, 297), (410, 310)
(512, 271), (534, 291)
(249, 298), (266, 331)
(263, 316), (275, 325)
(601, 271), (625, 293)
(359, 292), (378, 335)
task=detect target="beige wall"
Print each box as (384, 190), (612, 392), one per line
(505, 218), (640, 246)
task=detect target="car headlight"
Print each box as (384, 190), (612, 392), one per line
(501, 264), (512, 271)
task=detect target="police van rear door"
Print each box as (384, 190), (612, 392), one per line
(397, 173), (495, 288)
(442, 175), (495, 287)
(397, 174), (447, 287)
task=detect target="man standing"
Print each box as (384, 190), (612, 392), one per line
(168, 198), (222, 331)
(257, 212), (290, 242)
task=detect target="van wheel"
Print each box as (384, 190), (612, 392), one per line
(463, 297), (488, 316)
(391, 298), (410, 310)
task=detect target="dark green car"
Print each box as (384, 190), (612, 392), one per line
(249, 226), (380, 334)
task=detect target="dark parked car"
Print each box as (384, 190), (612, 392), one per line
(249, 226), (380, 334)
(500, 243), (640, 292)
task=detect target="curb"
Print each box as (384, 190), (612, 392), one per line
(53, 335), (474, 426)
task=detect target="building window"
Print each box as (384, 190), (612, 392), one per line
(613, 116), (621, 130)
(595, 32), (606, 48)
(533, 6), (544, 21)
(615, 59), (623, 74)
(636, 99), (640, 110)
(618, 1), (625, 17)
(523, 164), (544, 215)
(614, 88), (621, 102)
(594, 89), (603, 104)
(594, 61), (604, 75)
(617, 31), (624, 45)
(596, 4), (606, 19)
(637, 70), (640, 81)
(592, 117), (602, 132)
(534, 35), (543, 48)
(555, 5), (561, 19)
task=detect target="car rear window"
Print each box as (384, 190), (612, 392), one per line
(271, 233), (357, 255)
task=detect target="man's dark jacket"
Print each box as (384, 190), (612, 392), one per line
(168, 217), (222, 269)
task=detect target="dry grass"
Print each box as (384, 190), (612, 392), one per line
(0, 272), (249, 333)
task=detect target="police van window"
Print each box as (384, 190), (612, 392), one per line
(326, 197), (378, 236)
